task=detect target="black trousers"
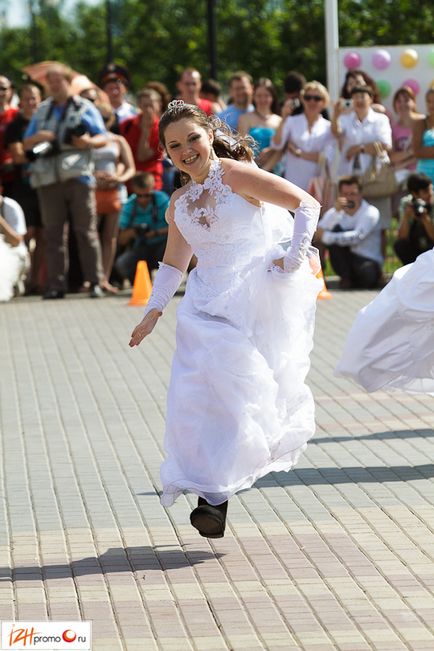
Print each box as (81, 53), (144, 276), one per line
(328, 245), (381, 289)
(394, 238), (433, 266)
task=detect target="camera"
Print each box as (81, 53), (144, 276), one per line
(288, 98), (301, 110)
(134, 223), (150, 240)
(346, 200), (356, 209)
(340, 98), (353, 109)
(411, 197), (427, 218)
(63, 123), (88, 145)
(25, 139), (59, 162)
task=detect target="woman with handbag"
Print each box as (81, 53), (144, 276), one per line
(331, 85), (393, 253)
(94, 103), (135, 293)
(271, 81), (334, 190)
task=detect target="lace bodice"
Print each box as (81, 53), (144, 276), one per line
(174, 158), (294, 298)
(174, 159), (270, 264)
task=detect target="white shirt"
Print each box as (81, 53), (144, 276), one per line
(271, 113), (335, 191)
(320, 199), (383, 265)
(338, 108), (392, 177)
(1, 196), (27, 253)
(114, 101), (137, 124)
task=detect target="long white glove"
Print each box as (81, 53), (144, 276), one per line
(283, 199), (321, 272)
(143, 262), (183, 316)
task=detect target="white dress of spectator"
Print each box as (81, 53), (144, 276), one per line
(273, 113), (334, 190)
(0, 196), (29, 301)
(337, 108), (392, 178)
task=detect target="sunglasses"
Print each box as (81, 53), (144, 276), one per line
(136, 192), (153, 199)
(304, 94), (323, 102)
(0, 86), (10, 91)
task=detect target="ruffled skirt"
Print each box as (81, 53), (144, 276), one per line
(336, 248), (434, 394)
(0, 237), (20, 302)
(160, 250), (322, 506)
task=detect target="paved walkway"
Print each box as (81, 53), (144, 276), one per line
(1, 289), (434, 651)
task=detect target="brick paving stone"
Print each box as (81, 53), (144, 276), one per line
(1, 290), (434, 649)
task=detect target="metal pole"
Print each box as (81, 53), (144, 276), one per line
(28, 0), (39, 63)
(106, 0), (114, 63)
(207, 0), (217, 79)
(324, 0), (339, 102)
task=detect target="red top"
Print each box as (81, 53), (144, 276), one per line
(197, 98), (213, 116)
(120, 115), (163, 190)
(0, 107), (19, 184)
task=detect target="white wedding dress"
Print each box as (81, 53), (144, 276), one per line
(160, 159), (321, 506)
(0, 236), (20, 302)
(336, 248), (434, 394)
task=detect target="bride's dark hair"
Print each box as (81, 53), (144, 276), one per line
(159, 102), (254, 183)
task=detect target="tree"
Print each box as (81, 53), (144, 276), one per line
(0, 0), (433, 96)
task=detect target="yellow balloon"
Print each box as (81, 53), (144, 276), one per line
(400, 49), (418, 68)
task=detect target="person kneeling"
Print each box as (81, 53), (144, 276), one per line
(394, 173), (434, 265)
(115, 172), (170, 284)
(0, 191), (30, 301)
(315, 175), (382, 289)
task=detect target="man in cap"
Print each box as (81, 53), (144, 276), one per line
(99, 63), (137, 127)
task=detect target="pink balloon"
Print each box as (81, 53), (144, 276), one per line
(402, 78), (420, 95)
(372, 49), (391, 70)
(343, 52), (361, 70)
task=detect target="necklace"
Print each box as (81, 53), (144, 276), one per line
(254, 109), (273, 121)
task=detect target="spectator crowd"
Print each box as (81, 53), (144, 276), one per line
(1, 61), (434, 301)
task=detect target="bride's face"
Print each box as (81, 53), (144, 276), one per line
(165, 118), (213, 178)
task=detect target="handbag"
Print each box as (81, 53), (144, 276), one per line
(307, 155), (336, 215)
(359, 143), (398, 199)
(95, 188), (122, 214)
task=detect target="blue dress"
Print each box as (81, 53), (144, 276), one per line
(416, 123), (434, 184)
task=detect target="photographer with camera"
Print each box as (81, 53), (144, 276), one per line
(114, 172), (169, 285)
(394, 173), (434, 265)
(315, 175), (383, 289)
(22, 63), (107, 299)
(4, 84), (44, 294)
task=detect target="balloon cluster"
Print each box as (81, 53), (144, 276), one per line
(343, 46), (434, 99)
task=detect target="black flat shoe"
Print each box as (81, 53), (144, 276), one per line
(190, 498), (228, 538)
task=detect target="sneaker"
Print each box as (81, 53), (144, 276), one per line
(89, 284), (105, 298)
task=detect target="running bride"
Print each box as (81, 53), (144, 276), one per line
(129, 101), (322, 538)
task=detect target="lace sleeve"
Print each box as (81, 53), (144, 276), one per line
(283, 199), (321, 272)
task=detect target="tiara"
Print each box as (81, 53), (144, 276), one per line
(167, 99), (186, 110)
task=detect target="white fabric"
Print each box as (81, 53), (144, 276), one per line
(114, 101), (137, 124)
(284, 200), (321, 271)
(320, 200), (383, 265)
(337, 108), (392, 177)
(336, 248), (434, 394)
(143, 262), (183, 316)
(271, 114), (335, 191)
(159, 159), (322, 507)
(0, 236), (21, 302)
(2, 197), (27, 255)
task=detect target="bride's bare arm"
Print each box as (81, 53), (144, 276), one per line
(129, 195), (192, 348)
(222, 158), (316, 210)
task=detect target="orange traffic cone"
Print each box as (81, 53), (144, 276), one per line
(316, 267), (332, 300)
(128, 260), (153, 306)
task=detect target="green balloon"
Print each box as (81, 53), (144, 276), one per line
(377, 79), (392, 98)
(428, 48), (434, 68)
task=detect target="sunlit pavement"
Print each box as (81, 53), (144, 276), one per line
(1, 288), (433, 650)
